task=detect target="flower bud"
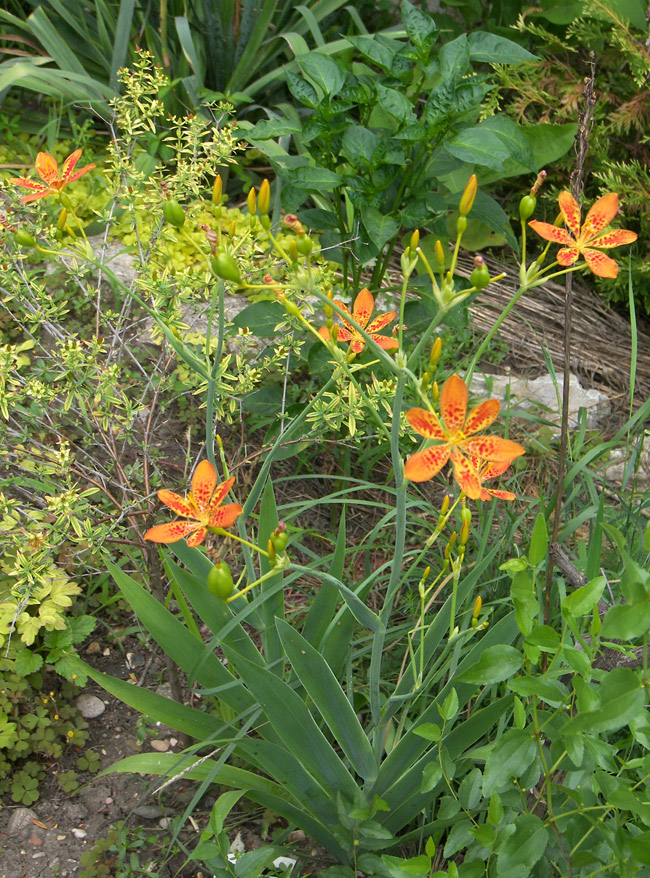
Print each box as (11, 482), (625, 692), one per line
(267, 538), (277, 567)
(432, 380), (439, 403)
(258, 179), (270, 214)
(460, 518), (470, 546)
(459, 174), (478, 216)
(470, 256), (490, 290)
(519, 195), (537, 222)
(434, 240), (445, 268)
(212, 174), (222, 205)
(211, 250), (241, 283)
(444, 531), (458, 559)
(289, 240), (298, 262)
(410, 229), (420, 251)
(247, 186), (256, 215)
(296, 234), (313, 255)
(57, 208), (68, 230)
(14, 229), (36, 248)
(530, 169), (547, 197)
(284, 299), (301, 318)
(228, 220), (236, 237)
(284, 214), (304, 234)
(472, 595), (482, 618)
(429, 337), (442, 369)
(440, 495), (450, 516)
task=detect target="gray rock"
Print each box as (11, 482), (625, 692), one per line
(75, 693), (106, 718)
(7, 806), (38, 837)
(133, 804), (164, 819)
(604, 447), (650, 489)
(471, 371), (610, 433)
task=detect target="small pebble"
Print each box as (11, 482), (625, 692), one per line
(159, 817), (172, 829)
(151, 739), (170, 752)
(133, 804), (164, 819)
(75, 694), (106, 719)
(102, 648), (110, 656)
(7, 808), (38, 837)
(85, 640), (101, 655)
(32, 852), (46, 859)
(57, 835), (67, 841)
(71, 828), (87, 839)
(169, 737), (178, 747)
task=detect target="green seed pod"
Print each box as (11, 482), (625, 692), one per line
(14, 229), (36, 248)
(296, 235), (313, 256)
(470, 264), (490, 289)
(211, 250), (241, 284)
(519, 195), (537, 222)
(271, 528), (289, 553)
(206, 562), (235, 599)
(162, 199), (186, 229)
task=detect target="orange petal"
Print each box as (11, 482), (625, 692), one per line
(556, 247), (580, 267)
(482, 487), (516, 501)
(20, 190), (53, 204)
(406, 408), (446, 440)
(582, 192), (619, 240)
(208, 476), (236, 516)
(191, 460), (217, 513)
(464, 399), (500, 435)
(371, 334), (399, 350)
(157, 490), (194, 518)
(334, 300), (354, 333)
(35, 152), (61, 186)
(335, 327), (353, 343)
(439, 374), (468, 434)
(186, 526), (208, 547)
(582, 248), (619, 279)
(349, 337), (366, 354)
(208, 502), (243, 529)
(589, 229), (638, 249)
(528, 221), (574, 246)
(61, 149), (82, 182)
(8, 177), (49, 193)
(479, 459), (513, 480)
(450, 453), (481, 499)
(558, 191), (582, 239)
(318, 326), (330, 340)
(66, 162), (95, 184)
(462, 436), (525, 462)
(404, 444), (451, 482)
(352, 288), (374, 330)
(367, 311), (395, 334)
(144, 521), (199, 543)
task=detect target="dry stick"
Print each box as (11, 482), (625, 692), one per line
(544, 56), (597, 628)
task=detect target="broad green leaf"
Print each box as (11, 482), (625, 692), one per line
(468, 31), (537, 64)
(602, 603), (650, 640)
(528, 512), (548, 566)
(465, 190), (518, 252)
(401, 0), (438, 52)
(477, 116), (533, 170)
(446, 128), (509, 171)
(276, 619), (377, 782)
(508, 675), (568, 707)
(383, 853), (431, 876)
(439, 687), (459, 721)
(245, 118), (301, 139)
(439, 34), (470, 80)
(298, 52), (345, 97)
(346, 35), (396, 72)
(522, 122), (577, 170)
(563, 668), (645, 735)
(525, 625), (561, 653)
(222, 646), (358, 800)
(496, 813), (548, 877)
(511, 569), (536, 636)
(458, 768), (483, 810)
(413, 723), (441, 742)
(210, 790), (245, 835)
(420, 762), (443, 793)
(457, 645), (522, 686)
(488, 792), (504, 826)
(562, 575), (605, 617)
(233, 301), (285, 337)
(362, 207), (401, 249)
(286, 70), (318, 108)
(285, 166), (343, 191)
(376, 84), (415, 122)
(483, 729), (537, 796)
(341, 124), (380, 166)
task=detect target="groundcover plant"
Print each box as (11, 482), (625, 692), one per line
(3, 39), (649, 878)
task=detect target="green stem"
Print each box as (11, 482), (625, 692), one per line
(205, 280), (225, 468)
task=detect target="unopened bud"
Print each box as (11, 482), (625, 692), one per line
(410, 229), (420, 251)
(228, 221), (236, 237)
(530, 170), (547, 198)
(432, 380), (439, 403)
(429, 337), (442, 368)
(444, 531), (458, 559)
(330, 324), (339, 342)
(460, 518), (470, 545)
(267, 538), (277, 567)
(57, 208), (67, 230)
(289, 240), (298, 262)
(472, 595), (482, 618)
(459, 174), (478, 216)
(247, 187), (256, 215)
(13, 229), (36, 248)
(434, 240), (445, 268)
(258, 179), (270, 214)
(212, 174), (222, 204)
(440, 495), (450, 516)
(284, 214), (304, 234)
(284, 299), (301, 318)
(421, 373), (430, 392)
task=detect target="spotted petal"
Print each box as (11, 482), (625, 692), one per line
(450, 452), (482, 499)
(556, 247), (580, 267)
(589, 229), (638, 249)
(191, 460), (218, 513)
(352, 288), (374, 330)
(208, 502), (243, 529)
(367, 311), (395, 334)
(481, 487), (516, 501)
(582, 248), (619, 279)
(61, 150), (82, 182)
(370, 334), (399, 350)
(558, 191), (582, 239)
(349, 337), (366, 354)
(439, 374), (468, 435)
(528, 221), (574, 246)
(404, 444), (451, 482)
(464, 399), (500, 436)
(186, 526), (208, 547)
(144, 520), (201, 543)
(157, 490), (195, 518)
(35, 152), (61, 186)
(406, 408), (446, 440)
(333, 300), (355, 333)
(581, 192), (619, 240)
(462, 435), (525, 463)
(207, 476), (236, 517)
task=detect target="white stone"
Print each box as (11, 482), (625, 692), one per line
(75, 694), (106, 719)
(71, 828), (87, 839)
(471, 371), (610, 433)
(7, 807), (38, 837)
(604, 446), (650, 489)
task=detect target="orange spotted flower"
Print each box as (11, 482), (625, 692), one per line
(318, 288), (399, 354)
(144, 460), (242, 548)
(404, 374), (525, 499)
(529, 191), (637, 279)
(9, 149), (95, 204)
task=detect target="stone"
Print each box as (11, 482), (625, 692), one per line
(75, 694), (106, 719)
(150, 739), (170, 752)
(133, 804), (164, 819)
(604, 447), (650, 489)
(471, 371), (610, 433)
(7, 807), (38, 837)
(71, 827), (87, 839)
(85, 640), (101, 655)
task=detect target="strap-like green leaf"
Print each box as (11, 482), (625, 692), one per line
(277, 619), (378, 782)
